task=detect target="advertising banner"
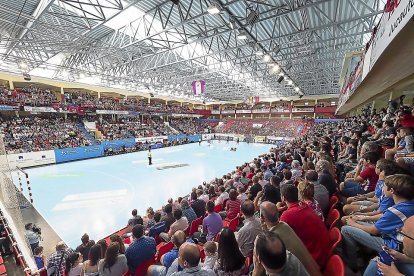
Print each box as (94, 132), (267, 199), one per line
(254, 136), (266, 143)
(0, 105), (18, 111)
(101, 138), (136, 150)
(252, 109), (270, 114)
(271, 108), (290, 113)
(7, 150), (56, 168)
(221, 110), (235, 114)
(24, 106), (56, 113)
(292, 107), (315, 113)
(187, 134), (202, 142)
(370, 0), (414, 69)
(96, 110), (129, 115)
(55, 145), (104, 163)
(202, 134), (214, 140)
(236, 110), (251, 114)
(211, 110), (220, 115)
(135, 136), (167, 143)
(150, 143), (164, 149)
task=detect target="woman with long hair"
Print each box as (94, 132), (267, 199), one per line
(65, 252), (83, 276)
(98, 242), (128, 276)
(214, 228), (245, 275)
(96, 239), (108, 259)
(81, 244), (101, 276)
(109, 234), (127, 253)
(298, 182), (324, 220)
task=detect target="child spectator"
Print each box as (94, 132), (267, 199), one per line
(202, 241), (217, 270)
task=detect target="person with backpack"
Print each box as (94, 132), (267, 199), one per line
(47, 241), (74, 276)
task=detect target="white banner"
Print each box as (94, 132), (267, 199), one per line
(202, 134), (214, 140)
(271, 108), (291, 113)
(7, 150), (56, 168)
(170, 114), (201, 118)
(96, 110), (129, 115)
(211, 110), (220, 115)
(292, 107), (314, 113)
(236, 110), (251, 114)
(135, 136), (167, 143)
(24, 106), (56, 113)
(252, 108), (270, 113)
(221, 110), (235, 114)
(252, 124), (263, 128)
(370, 0), (414, 69)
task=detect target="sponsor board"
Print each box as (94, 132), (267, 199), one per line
(55, 145), (104, 163)
(96, 110), (129, 115)
(236, 110), (251, 114)
(135, 136), (167, 143)
(7, 150), (56, 168)
(24, 106), (56, 113)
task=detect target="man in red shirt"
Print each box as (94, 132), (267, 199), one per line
(278, 185), (330, 268)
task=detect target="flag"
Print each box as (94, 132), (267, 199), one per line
(192, 80), (205, 95)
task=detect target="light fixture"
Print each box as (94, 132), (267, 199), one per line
(208, 3), (220, 14)
(272, 64), (280, 73)
(256, 50), (263, 56)
(263, 54), (271, 62)
(79, 73), (85, 79)
(277, 76), (284, 83)
(19, 61), (28, 69)
(288, 80), (293, 85)
(294, 87), (300, 92)
(237, 30), (247, 40)
(279, 72), (285, 76)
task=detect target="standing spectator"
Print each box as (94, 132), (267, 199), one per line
(279, 185), (330, 268)
(161, 204), (176, 232)
(76, 233), (95, 262)
(81, 244), (101, 276)
(236, 200), (262, 257)
(125, 225), (156, 273)
(180, 200), (197, 226)
(190, 192), (206, 218)
(202, 201), (223, 242)
(252, 232), (309, 276)
(34, 246), (47, 272)
(98, 243), (128, 276)
(25, 223), (40, 253)
(47, 241), (75, 276)
(214, 228), (245, 275)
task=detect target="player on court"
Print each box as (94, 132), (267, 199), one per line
(148, 148), (152, 165)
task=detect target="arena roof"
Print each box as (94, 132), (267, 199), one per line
(0, 0), (386, 102)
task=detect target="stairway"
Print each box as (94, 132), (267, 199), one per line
(76, 121), (100, 145)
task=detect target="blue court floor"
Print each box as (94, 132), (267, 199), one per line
(15, 141), (272, 247)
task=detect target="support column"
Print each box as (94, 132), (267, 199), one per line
(9, 80), (14, 89)
(181, 101), (183, 107)
(290, 100), (293, 119)
(314, 99), (317, 119)
(98, 92), (101, 98)
(148, 97), (151, 104)
(371, 100), (376, 114)
(389, 91), (393, 101)
(61, 87), (65, 103)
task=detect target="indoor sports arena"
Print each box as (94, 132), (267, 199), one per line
(0, 0), (413, 275)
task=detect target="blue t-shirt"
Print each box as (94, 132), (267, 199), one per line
(399, 139), (406, 148)
(375, 201), (414, 249)
(163, 248), (178, 271)
(379, 195), (395, 213)
(148, 221), (166, 237)
(374, 180), (384, 199)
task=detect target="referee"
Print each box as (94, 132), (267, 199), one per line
(148, 148), (152, 165)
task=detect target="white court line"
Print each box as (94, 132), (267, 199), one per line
(62, 189), (128, 202)
(163, 148), (183, 153)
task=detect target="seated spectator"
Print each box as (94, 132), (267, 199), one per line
(81, 244), (101, 276)
(47, 241), (75, 276)
(236, 200), (262, 257)
(290, 160), (302, 180)
(341, 174), (414, 271)
(213, 228), (245, 275)
(201, 201), (223, 242)
(98, 242), (128, 276)
(125, 225), (156, 273)
(248, 176), (262, 200)
(127, 209), (143, 230)
(110, 235), (127, 254)
(148, 212), (167, 238)
(148, 230), (186, 276)
(96, 240), (108, 259)
(340, 152), (380, 197)
(304, 170), (329, 214)
(236, 186), (248, 203)
(145, 207), (156, 230)
(202, 241), (217, 270)
(364, 215), (414, 276)
(180, 199), (197, 226)
(190, 192), (206, 218)
(166, 242), (215, 275)
(197, 189), (209, 203)
(298, 182), (324, 220)
(76, 233), (95, 262)
(315, 160), (337, 196)
(281, 170), (294, 186)
(385, 127), (414, 160)
(224, 189), (241, 220)
(161, 204), (176, 232)
(279, 185), (330, 268)
(65, 252), (83, 276)
(160, 209), (188, 241)
(252, 231), (309, 276)
(214, 186), (229, 206)
(259, 201), (321, 276)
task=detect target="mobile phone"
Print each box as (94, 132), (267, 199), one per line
(376, 250), (393, 276)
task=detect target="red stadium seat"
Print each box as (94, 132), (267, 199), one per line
(214, 204), (223, 213)
(323, 255), (345, 276)
(328, 227), (342, 258)
(189, 217), (203, 236)
(244, 255), (252, 274)
(325, 209), (340, 230)
(199, 246), (206, 262)
(0, 264), (6, 275)
(183, 227), (189, 237)
(155, 242), (174, 262)
(328, 195), (339, 211)
(223, 215), (240, 232)
(134, 257), (155, 276)
(214, 232), (221, 242)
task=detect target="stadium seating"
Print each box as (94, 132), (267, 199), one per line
(323, 255), (345, 276)
(325, 209), (341, 230)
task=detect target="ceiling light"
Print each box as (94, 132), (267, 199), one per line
(295, 87), (300, 92)
(272, 64), (280, 73)
(237, 30), (247, 40)
(263, 55), (271, 62)
(256, 50), (263, 56)
(288, 80), (293, 85)
(279, 72), (285, 76)
(79, 73), (85, 79)
(208, 3), (220, 14)
(19, 62), (28, 69)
